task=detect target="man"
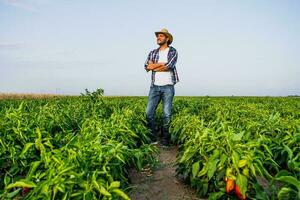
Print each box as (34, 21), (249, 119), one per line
(144, 28), (179, 147)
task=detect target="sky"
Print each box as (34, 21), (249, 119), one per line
(0, 0), (299, 96)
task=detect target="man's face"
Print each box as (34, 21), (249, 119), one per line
(156, 33), (168, 46)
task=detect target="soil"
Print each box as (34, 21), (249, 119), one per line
(128, 145), (204, 200)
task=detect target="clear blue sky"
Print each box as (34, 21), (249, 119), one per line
(0, 0), (299, 96)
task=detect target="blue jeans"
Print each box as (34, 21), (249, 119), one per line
(146, 84), (175, 145)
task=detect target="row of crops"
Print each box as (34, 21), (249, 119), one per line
(0, 92), (158, 200)
(170, 97), (300, 200)
(1, 93), (299, 199)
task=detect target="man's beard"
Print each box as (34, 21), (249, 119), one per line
(158, 40), (167, 46)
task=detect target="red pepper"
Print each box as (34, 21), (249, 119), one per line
(225, 178), (235, 193)
(235, 184), (246, 200)
(22, 187), (30, 196)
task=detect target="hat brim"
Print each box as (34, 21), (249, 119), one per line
(155, 32), (173, 45)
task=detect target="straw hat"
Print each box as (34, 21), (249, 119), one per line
(155, 28), (173, 45)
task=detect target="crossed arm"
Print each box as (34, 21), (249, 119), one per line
(146, 61), (169, 72)
(145, 49), (177, 72)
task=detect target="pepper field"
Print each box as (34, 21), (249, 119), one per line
(0, 92), (299, 199)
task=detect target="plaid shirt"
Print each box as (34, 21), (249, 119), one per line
(144, 46), (179, 86)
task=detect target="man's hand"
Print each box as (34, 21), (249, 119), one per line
(146, 61), (166, 70)
(153, 65), (168, 72)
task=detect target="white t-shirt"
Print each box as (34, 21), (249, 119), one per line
(154, 47), (173, 86)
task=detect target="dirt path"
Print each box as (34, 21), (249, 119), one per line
(129, 145), (203, 200)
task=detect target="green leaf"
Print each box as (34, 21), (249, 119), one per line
(218, 154), (228, 167)
(100, 186), (111, 197)
(116, 155), (125, 163)
(207, 159), (219, 180)
(112, 188), (130, 200)
(192, 161), (200, 178)
(255, 159), (273, 179)
(208, 191), (225, 200)
(6, 188), (22, 198)
(275, 176), (300, 191)
(262, 144), (273, 156)
(41, 184), (49, 195)
(232, 131), (244, 141)
(19, 143), (34, 158)
(238, 159), (247, 168)
(277, 187), (296, 200)
(253, 183), (269, 200)
(57, 166), (75, 176)
(283, 144), (293, 160)
(245, 161), (253, 176)
(26, 161), (41, 180)
(109, 181), (120, 189)
(236, 173), (248, 197)
(6, 180), (36, 189)
(4, 174), (11, 186)
(232, 150), (240, 171)
(212, 149), (220, 159)
(198, 164), (208, 177)
(92, 177), (111, 196)
(275, 170), (292, 177)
